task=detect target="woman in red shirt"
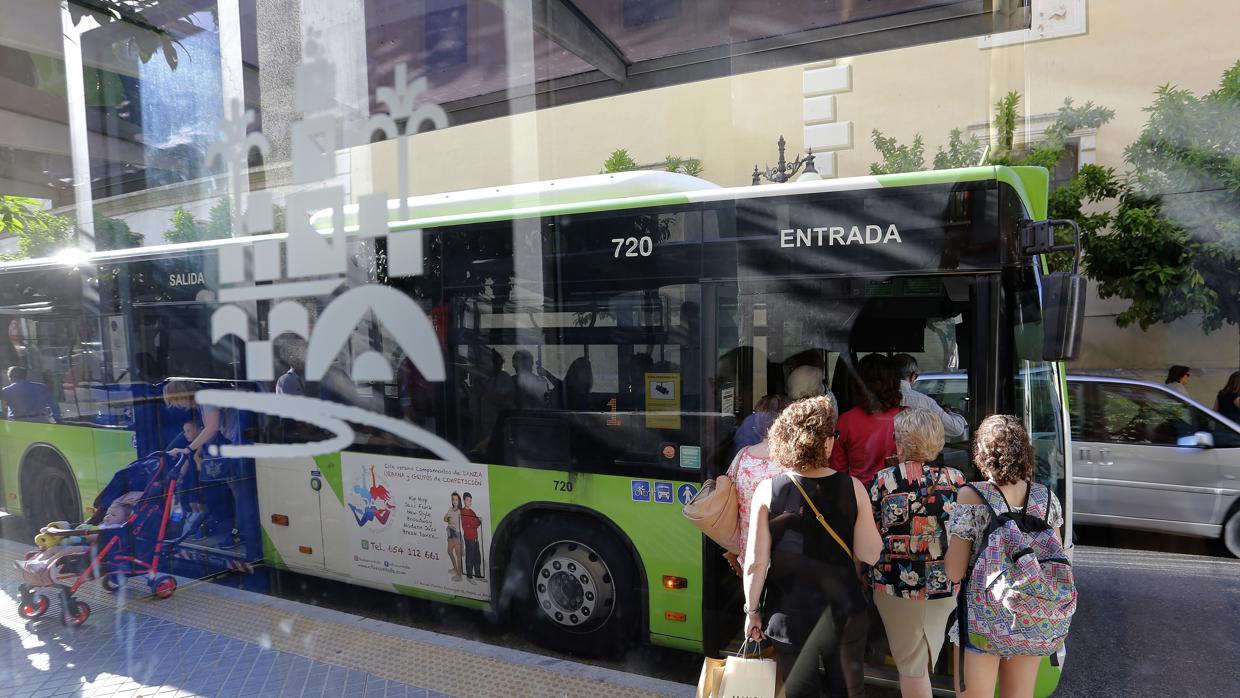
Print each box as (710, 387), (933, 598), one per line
(831, 354), (903, 488)
(828, 353), (903, 696)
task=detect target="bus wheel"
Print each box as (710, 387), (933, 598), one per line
(1223, 511), (1240, 558)
(510, 516), (638, 657)
(24, 452), (79, 526)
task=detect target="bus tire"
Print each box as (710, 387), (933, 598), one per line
(508, 514), (638, 657)
(22, 450), (80, 527)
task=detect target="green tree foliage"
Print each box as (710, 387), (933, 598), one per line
(663, 155), (704, 177)
(0, 195), (75, 259)
(933, 129), (984, 170)
(602, 149), (704, 176)
(602, 148), (640, 173)
(163, 197), (232, 243)
(93, 212), (143, 251)
(1084, 61), (1240, 336)
(869, 133), (925, 174)
(1, 196), (144, 258)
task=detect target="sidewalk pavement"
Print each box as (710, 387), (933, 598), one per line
(0, 540), (693, 697)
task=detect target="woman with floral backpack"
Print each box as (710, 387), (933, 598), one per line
(945, 415), (1075, 698)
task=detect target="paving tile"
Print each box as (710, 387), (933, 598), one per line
(0, 543), (681, 698)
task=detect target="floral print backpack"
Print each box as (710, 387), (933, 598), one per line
(956, 481), (1076, 688)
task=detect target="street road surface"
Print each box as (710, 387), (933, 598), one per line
(2, 513), (1237, 696)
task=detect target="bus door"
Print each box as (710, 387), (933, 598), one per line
(256, 456), (328, 570)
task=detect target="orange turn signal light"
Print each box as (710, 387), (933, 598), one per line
(298, 545), (313, 555)
(665, 611), (687, 622)
(663, 575), (688, 590)
(271, 514), (290, 526)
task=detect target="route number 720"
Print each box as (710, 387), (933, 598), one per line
(612, 236), (653, 258)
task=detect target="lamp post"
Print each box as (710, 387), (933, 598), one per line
(752, 136), (819, 184)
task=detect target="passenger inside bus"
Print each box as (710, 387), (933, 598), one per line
(2, 365), (58, 421)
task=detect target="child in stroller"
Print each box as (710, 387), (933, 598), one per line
(13, 452), (184, 627)
(35, 500), (133, 548)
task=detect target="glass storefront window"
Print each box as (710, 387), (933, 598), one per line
(1, 2), (1237, 697)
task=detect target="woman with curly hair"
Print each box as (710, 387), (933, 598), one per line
(945, 415), (1064, 698)
(742, 396), (883, 698)
(831, 353), (903, 488)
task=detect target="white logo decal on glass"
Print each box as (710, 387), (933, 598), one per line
(197, 39), (462, 463)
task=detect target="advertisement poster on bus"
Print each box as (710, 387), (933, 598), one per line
(340, 452), (491, 601)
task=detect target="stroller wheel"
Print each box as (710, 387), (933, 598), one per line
(62, 600), (90, 627)
(151, 575), (177, 600)
(101, 573), (125, 593)
(18, 594), (49, 620)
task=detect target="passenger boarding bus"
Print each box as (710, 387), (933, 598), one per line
(0, 165), (1081, 693)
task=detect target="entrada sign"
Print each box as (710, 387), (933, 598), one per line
(779, 224), (903, 248)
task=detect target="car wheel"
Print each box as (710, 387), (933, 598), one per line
(1223, 511), (1240, 558)
(508, 515), (638, 657)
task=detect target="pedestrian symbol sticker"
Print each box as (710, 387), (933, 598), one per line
(677, 484), (699, 505)
(631, 480), (651, 502)
(654, 482), (674, 504)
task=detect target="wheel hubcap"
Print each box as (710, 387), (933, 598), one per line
(532, 541), (615, 630)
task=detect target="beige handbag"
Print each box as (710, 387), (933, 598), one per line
(682, 474), (740, 554)
(695, 655), (727, 698)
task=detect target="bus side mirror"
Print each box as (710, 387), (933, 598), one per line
(1042, 272), (1086, 362)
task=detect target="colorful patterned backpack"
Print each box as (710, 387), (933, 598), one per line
(956, 481), (1076, 687)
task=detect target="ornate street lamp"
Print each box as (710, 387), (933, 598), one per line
(752, 136), (819, 185)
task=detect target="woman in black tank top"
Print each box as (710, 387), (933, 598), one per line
(742, 397), (883, 698)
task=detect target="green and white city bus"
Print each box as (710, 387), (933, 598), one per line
(0, 165), (1079, 693)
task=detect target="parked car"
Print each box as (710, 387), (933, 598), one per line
(915, 373), (1240, 557)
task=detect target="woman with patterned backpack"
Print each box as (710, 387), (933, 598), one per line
(945, 415), (1076, 698)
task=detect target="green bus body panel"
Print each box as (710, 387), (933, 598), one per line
(262, 527), (289, 571)
(313, 452), (345, 506)
(392, 584), (490, 610)
(1036, 655), (1062, 696)
(1010, 167), (1050, 221)
(383, 193), (692, 233)
(650, 633), (701, 652)
(254, 460), (703, 646)
(0, 421), (135, 518)
(874, 166), (1047, 222)
(486, 465), (704, 645)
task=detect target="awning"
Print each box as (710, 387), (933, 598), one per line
(391, 0), (1032, 125)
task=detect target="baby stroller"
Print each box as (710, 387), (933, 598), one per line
(14, 452), (184, 626)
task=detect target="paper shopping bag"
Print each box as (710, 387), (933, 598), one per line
(695, 656), (727, 698)
(717, 654), (777, 698)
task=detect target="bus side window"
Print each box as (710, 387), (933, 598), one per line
(450, 285), (703, 473)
